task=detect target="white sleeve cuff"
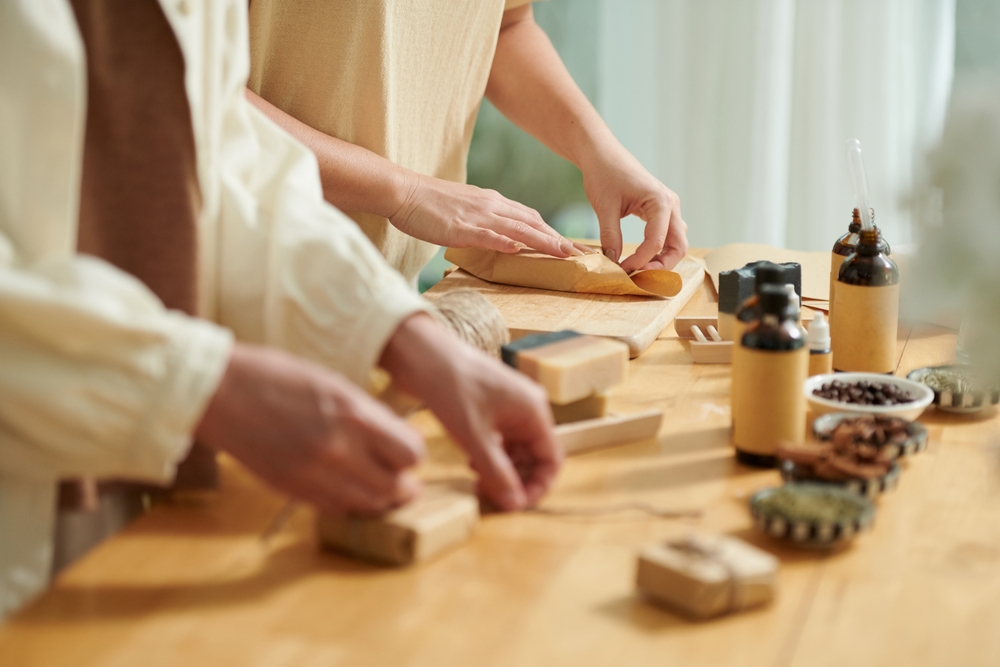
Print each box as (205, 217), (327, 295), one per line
(124, 314), (234, 482)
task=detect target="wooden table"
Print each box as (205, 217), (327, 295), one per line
(3, 277), (999, 667)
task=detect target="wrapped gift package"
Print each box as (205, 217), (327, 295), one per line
(636, 533), (778, 619)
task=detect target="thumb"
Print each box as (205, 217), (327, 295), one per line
(595, 200), (623, 264)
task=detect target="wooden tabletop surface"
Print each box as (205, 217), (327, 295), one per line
(3, 271), (999, 667)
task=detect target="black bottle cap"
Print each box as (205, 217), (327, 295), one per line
(758, 284), (790, 316)
(754, 262), (782, 289)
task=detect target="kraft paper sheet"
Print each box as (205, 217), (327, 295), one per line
(705, 243), (830, 301)
(444, 246), (683, 298)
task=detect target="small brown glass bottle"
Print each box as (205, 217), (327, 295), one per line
(734, 262), (789, 343)
(829, 208), (888, 324)
(732, 285), (809, 467)
(830, 227), (900, 373)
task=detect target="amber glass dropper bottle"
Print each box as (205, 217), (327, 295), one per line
(829, 208), (889, 324)
(732, 285), (809, 467)
(830, 226), (900, 372)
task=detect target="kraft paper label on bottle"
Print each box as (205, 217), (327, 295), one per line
(732, 346), (808, 456)
(830, 283), (900, 373)
(808, 351), (833, 377)
(829, 252), (846, 324)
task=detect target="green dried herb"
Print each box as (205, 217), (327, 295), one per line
(754, 486), (866, 523)
(919, 367), (977, 394)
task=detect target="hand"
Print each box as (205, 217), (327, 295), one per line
(389, 171), (579, 258)
(380, 314), (562, 510)
(195, 343), (425, 516)
(582, 144), (688, 272)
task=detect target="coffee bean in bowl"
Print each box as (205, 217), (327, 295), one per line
(803, 372), (934, 421)
(812, 380), (913, 406)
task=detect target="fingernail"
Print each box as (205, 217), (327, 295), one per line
(562, 241), (584, 257)
(603, 247), (619, 263)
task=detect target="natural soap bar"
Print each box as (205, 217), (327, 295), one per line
(550, 393), (608, 424)
(503, 331), (628, 405)
(719, 261), (802, 315)
(636, 533), (778, 619)
(317, 492), (478, 566)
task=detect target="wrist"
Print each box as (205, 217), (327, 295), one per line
(378, 313), (462, 397)
(384, 165), (421, 223)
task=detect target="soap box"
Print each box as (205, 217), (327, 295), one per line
(636, 533), (778, 619)
(317, 492), (478, 566)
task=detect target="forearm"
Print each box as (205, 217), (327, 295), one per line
(485, 7), (619, 171)
(244, 88), (411, 218)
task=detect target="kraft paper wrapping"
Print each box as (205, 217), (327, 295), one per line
(829, 252), (846, 325)
(732, 347), (808, 456)
(830, 283), (900, 373)
(636, 533), (778, 619)
(444, 247), (683, 298)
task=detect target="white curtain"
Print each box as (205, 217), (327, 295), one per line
(588, 0), (955, 250)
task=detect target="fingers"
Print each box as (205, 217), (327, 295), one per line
(620, 207), (669, 273)
(488, 214), (575, 258)
(455, 225), (521, 253)
(596, 201), (624, 264)
(620, 190), (687, 273)
(499, 381), (563, 505)
(637, 202), (688, 271)
(467, 431), (528, 511)
(351, 400), (427, 470)
(475, 193), (574, 258)
(306, 467), (422, 517)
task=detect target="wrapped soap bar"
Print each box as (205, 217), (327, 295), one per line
(636, 533), (778, 619)
(317, 492), (478, 566)
(502, 331), (628, 405)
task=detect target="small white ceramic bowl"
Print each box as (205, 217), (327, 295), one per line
(803, 373), (934, 421)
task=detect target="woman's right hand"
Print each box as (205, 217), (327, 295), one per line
(388, 171), (578, 257)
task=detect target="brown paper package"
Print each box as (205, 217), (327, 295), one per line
(636, 533), (779, 619)
(444, 246), (682, 298)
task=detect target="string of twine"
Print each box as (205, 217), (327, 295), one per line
(426, 289), (509, 358)
(527, 502), (702, 520)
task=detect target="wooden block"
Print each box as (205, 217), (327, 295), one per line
(317, 492), (478, 566)
(555, 410), (662, 455)
(636, 533), (778, 619)
(550, 393), (608, 424)
(504, 331), (629, 405)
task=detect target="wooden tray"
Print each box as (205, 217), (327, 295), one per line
(426, 256), (705, 358)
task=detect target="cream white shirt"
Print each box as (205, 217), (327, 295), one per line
(0, 0), (427, 618)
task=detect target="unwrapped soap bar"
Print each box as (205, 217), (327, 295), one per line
(317, 492), (478, 566)
(550, 393), (608, 424)
(636, 533), (778, 619)
(719, 261), (802, 315)
(502, 331), (628, 405)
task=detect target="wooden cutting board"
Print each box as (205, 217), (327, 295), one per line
(425, 255), (706, 358)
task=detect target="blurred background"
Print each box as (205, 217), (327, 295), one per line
(420, 0), (1000, 291)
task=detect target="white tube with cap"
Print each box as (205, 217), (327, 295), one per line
(808, 312), (830, 352)
(806, 311), (833, 376)
(846, 139), (873, 230)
